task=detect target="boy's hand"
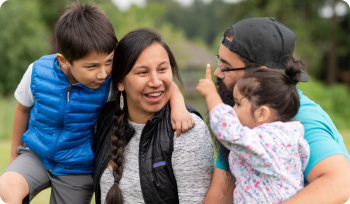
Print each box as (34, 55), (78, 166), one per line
(169, 81), (195, 137)
(196, 64), (217, 99)
(171, 109), (195, 137)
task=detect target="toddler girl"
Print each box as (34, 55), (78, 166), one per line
(196, 60), (310, 203)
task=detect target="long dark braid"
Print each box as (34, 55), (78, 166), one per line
(105, 91), (128, 204)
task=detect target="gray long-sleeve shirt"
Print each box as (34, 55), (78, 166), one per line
(100, 113), (214, 203)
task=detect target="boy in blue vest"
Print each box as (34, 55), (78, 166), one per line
(0, 2), (193, 204)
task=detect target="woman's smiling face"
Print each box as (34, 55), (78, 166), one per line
(118, 42), (173, 124)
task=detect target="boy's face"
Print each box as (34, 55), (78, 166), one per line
(58, 51), (114, 89)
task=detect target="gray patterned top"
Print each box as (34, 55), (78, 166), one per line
(100, 113), (214, 203)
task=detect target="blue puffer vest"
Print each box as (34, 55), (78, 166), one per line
(21, 54), (111, 176)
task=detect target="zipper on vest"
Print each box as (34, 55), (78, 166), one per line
(50, 85), (70, 161)
(67, 84), (72, 102)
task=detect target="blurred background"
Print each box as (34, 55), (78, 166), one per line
(1, 0), (350, 203)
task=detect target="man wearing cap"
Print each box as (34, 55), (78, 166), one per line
(205, 17), (350, 204)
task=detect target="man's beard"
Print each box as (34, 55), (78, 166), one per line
(215, 78), (236, 182)
(216, 78), (235, 107)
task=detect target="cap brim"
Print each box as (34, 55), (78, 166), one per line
(300, 70), (310, 82)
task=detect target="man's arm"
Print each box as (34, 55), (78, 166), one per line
(10, 102), (31, 164)
(282, 154), (350, 204)
(204, 167), (235, 204)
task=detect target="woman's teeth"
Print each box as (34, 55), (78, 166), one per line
(147, 92), (161, 97)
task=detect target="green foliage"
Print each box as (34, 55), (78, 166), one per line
(297, 78), (350, 129)
(0, 97), (15, 140)
(1, 0), (350, 103)
(102, 1), (165, 37)
(101, 0), (215, 74)
(0, 0), (51, 96)
(218, 0), (350, 84)
(147, 0), (235, 47)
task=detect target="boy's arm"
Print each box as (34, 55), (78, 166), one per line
(170, 81), (195, 137)
(10, 102), (31, 164)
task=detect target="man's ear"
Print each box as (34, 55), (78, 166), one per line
(254, 105), (272, 124)
(56, 54), (70, 70)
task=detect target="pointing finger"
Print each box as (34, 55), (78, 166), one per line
(205, 63), (211, 80)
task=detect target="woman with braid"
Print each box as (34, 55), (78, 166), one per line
(93, 28), (214, 204)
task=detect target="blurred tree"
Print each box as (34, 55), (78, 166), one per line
(147, 0), (235, 47)
(1, 0), (349, 97)
(101, 0), (166, 38)
(219, 0), (350, 85)
(36, 0), (71, 51)
(102, 0), (215, 66)
(0, 0), (51, 96)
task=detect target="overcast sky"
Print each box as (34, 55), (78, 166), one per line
(111, 0), (242, 11)
(112, 0), (350, 18)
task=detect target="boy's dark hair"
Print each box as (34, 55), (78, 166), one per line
(237, 58), (305, 122)
(55, 1), (117, 64)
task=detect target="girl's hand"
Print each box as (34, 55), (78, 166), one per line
(197, 64), (223, 111)
(196, 64), (217, 99)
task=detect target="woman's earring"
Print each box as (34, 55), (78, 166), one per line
(120, 92), (124, 110)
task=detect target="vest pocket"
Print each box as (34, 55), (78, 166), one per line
(151, 161), (178, 200)
(153, 161), (166, 168)
(152, 163), (169, 185)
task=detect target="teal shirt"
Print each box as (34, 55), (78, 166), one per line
(215, 89), (350, 180)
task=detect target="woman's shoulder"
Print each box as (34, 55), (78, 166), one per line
(172, 113), (214, 170)
(185, 103), (202, 119)
(190, 112), (207, 127)
(175, 112), (211, 143)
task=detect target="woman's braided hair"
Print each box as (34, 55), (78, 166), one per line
(105, 28), (182, 204)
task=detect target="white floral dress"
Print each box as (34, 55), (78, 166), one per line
(210, 103), (310, 204)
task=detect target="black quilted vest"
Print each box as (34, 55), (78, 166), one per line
(93, 101), (201, 204)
